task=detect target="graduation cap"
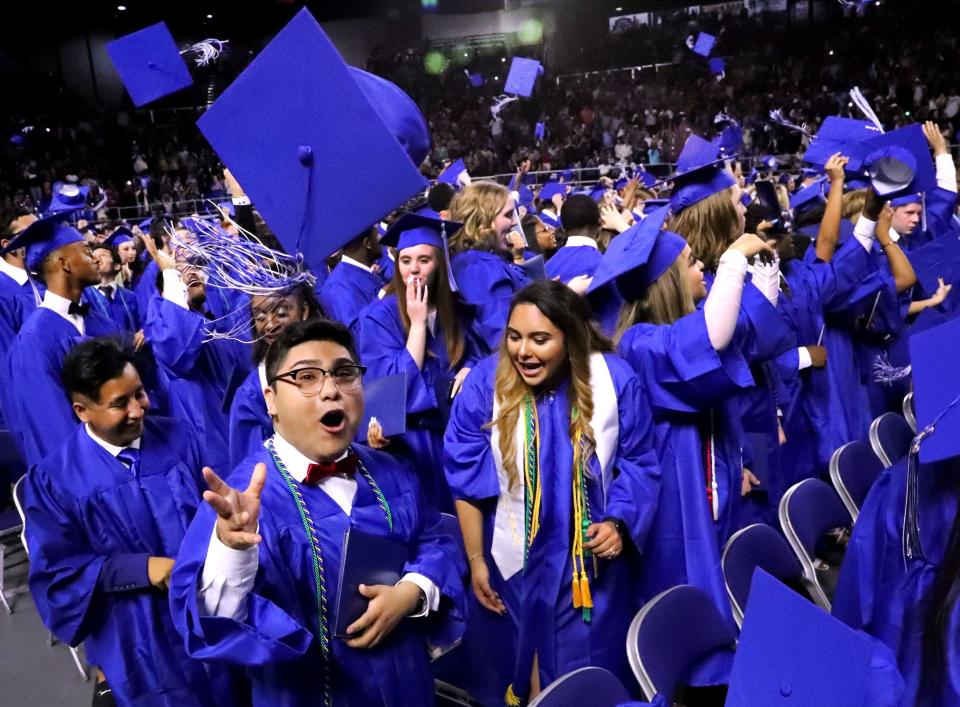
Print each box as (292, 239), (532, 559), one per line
(539, 182), (569, 202)
(195, 8), (427, 276)
(358, 374), (407, 443)
(708, 57), (726, 78)
(518, 254), (547, 281)
(48, 182), (89, 214)
(691, 32), (717, 57)
(438, 159), (469, 187)
(713, 123), (742, 158)
(664, 134), (736, 214)
(350, 68), (431, 168)
(908, 315), (960, 464)
(534, 122), (545, 141)
(503, 57), (543, 98)
(802, 116), (882, 176)
(138, 217), (154, 231)
(381, 208), (461, 291)
(588, 185), (610, 202)
(1, 212), (86, 271)
(725, 569), (875, 707)
(102, 227), (135, 248)
(587, 205), (680, 301)
(537, 211), (562, 230)
(789, 176), (828, 214)
(863, 123), (936, 200)
(106, 23), (193, 107)
(466, 71), (485, 88)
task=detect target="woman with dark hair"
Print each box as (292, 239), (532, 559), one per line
(227, 283), (323, 468)
(357, 210), (482, 510)
(444, 279), (660, 705)
(594, 207), (778, 685)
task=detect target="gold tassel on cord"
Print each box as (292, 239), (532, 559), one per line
(572, 571), (582, 608)
(505, 684), (522, 706)
(579, 572), (593, 609)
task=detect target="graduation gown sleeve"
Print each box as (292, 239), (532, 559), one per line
(442, 357), (500, 501)
(227, 369), (272, 470)
(145, 296), (208, 377)
(452, 252), (530, 353)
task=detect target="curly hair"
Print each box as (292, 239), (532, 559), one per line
(448, 182), (510, 255)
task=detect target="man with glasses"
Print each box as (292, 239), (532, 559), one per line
(170, 319), (467, 706)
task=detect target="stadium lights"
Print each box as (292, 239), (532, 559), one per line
(117, 4), (126, 10)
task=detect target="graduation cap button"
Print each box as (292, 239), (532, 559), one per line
(780, 682), (793, 696)
(298, 145), (313, 167)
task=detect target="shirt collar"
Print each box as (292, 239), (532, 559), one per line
(563, 235), (599, 250)
(270, 431), (349, 483)
(0, 257), (29, 286)
(84, 423), (142, 457)
(340, 255), (374, 274)
(257, 361), (268, 390)
(41, 290), (84, 334)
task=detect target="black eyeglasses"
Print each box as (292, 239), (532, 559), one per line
(270, 365), (367, 395)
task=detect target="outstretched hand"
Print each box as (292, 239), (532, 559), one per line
(923, 121), (948, 157)
(203, 463), (267, 551)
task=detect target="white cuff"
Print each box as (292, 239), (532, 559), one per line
(231, 195), (252, 206)
(161, 268), (190, 309)
(703, 249), (747, 351)
(853, 216), (877, 252)
(199, 526), (259, 620)
(935, 154), (958, 193)
(398, 572), (440, 617)
(798, 346), (813, 370)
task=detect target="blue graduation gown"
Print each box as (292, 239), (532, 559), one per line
(357, 294), (483, 511)
(228, 366), (272, 471)
(545, 244), (624, 338)
(318, 262), (384, 329)
(4, 308), (121, 465)
(25, 417), (233, 707)
(134, 261), (161, 314)
(833, 458), (960, 706)
(450, 251), (530, 354)
(618, 311), (750, 683)
(443, 354), (661, 697)
(169, 444), (467, 707)
(145, 296), (251, 472)
(83, 284), (143, 333)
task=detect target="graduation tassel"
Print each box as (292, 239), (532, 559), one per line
(505, 685), (522, 707)
(872, 352), (912, 385)
(849, 86), (885, 133)
(571, 570), (582, 609)
(181, 38), (229, 67)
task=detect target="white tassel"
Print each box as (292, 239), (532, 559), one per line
(872, 352), (911, 385)
(491, 94), (519, 120)
(714, 112), (738, 127)
(849, 87), (884, 133)
(768, 109), (812, 137)
(180, 39), (229, 67)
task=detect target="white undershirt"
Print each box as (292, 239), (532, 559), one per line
(703, 250), (747, 351)
(562, 235), (600, 250)
(40, 290), (84, 335)
(340, 255), (374, 274)
(0, 257), (28, 286)
(198, 432), (439, 621)
(84, 424), (141, 470)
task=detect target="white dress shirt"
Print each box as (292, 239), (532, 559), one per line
(562, 235), (600, 250)
(0, 257), (29, 286)
(199, 432), (439, 621)
(41, 290), (84, 335)
(339, 255), (374, 274)
(85, 424), (141, 466)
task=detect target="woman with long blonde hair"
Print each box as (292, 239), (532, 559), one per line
(444, 279), (660, 705)
(593, 205), (784, 686)
(448, 182), (531, 353)
(357, 209), (483, 510)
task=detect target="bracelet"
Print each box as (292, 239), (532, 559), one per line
(467, 552), (484, 563)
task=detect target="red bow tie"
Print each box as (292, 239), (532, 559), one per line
(304, 453), (358, 485)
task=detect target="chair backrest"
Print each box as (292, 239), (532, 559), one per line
(868, 412), (914, 467)
(778, 479), (851, 610)
(528, 667), (630, 707)
(903, 392), (917, 433)
(12, 475), (27, 555)
(721, 524), (804, 627)
(829, 440), (885, 521)
(627, 585), (737, 701)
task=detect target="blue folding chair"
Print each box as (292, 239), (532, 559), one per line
(902, 392), (917, 433)
(0, 431), (28, 616)
(12, 474), (88, 680)
(626, 585), (737, 703)
(778, 479), (851, 610)
(868, 412), (914, 467)
(529, 667), (631, 707)
(829, 440), (885, 521)
(721, 523), (805, 628)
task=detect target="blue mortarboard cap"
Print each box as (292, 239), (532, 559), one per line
(588, 206), (682, 300)
(48, 182), (90, 214)
(891, 193), (922, 206)
(662, 134), (736, 213)
(516, 183), (535, 210)
(2, 212), (86, 271)
(908, 315), (960, 463)
(534, 122), (545, 141)
(358, 374), (407, 442)
(801, 167), (820, 178)
(103, 227), (135, 248)
(350, 68), (431, 167)
(589, 186), (609, 202)
(672, 134), (726, 179)
(789, 176), (828, 213)
(504, 57), (542, 98)
(138, 217), (154, 231)
(518, 254), (547, 281)
(438, 159), (468, 187)
(196, 9), (427, 274)
(539, 182), (569, 202)
(381, 208), (461, 292)
(106, 22), (193, 107)
(637, 171), (657, 188)
(614, 178), (628, 191)
(847, 177), (870, 190)
(708, 57), (725, 75)
(726, 570), (874, 707)
(803, 116), (881, 175)
(692, 32), (717, 57)
(639, 198), (670, 215)
(864, 123), (936, 199)
(713, 124), (742, 157)
(468, 72), (484, 88)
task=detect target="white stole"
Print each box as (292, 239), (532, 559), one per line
(489, 352), (619, 581)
